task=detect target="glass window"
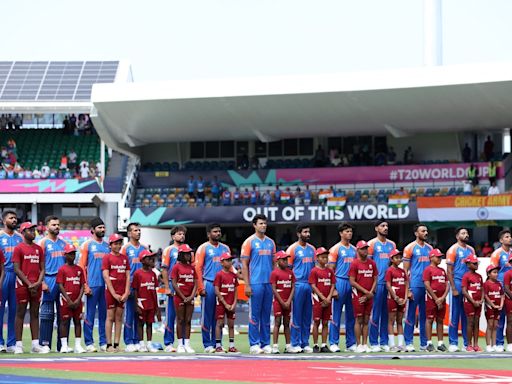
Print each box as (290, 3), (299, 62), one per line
(299, 138), (314, 156)
(205, 141), (220, 158)
(255, 141), (267, 156)
(269, 140), (283, 157)
(236, 141), (249, 156)
(284, 139), (298, 156)
(190, 142), (204, 159)
(220, 141), (235, 158)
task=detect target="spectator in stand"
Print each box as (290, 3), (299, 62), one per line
(462, 143), (471, 163)
(59, 153), (68, 170)
(238, 151), (249, 170)
(314, 145), (326, 167)
(396, 187), (407, 196)
(69, 114), (77, 134)
(341, 154), (349, 167)
(68, 149), (77, 169)
(80, 162), (89, 179)
(64, 168), (72, 179)
(40, 162), (50, 179)
(0, 114), (6, 129)
(187, 176), (196, 198)
(6, 165), (14, 179)
(262, 190), (272, 206)
(250, 155), (259, 170)
(62, 115), (70, 134)
(488, 181), (500, 196)
(96, 161), (101, 177)
(0, 166), (6, 179)
(13, 114), (22, 129)
(243, 188), (250, 205)
(303, 185), (312, 205)
(1, 146), (7, 161)
(211, 176), (220, 200)
(481, 242), (494, 257)
(467, 164), (479, 186)
(484, 136), (494, 161)
(387, 147), (397, 165)
(6, 114), (13, 129)
(329, 147), (339, 166)
(463, 180), (472, 195)
(32, 168), (41, 179)
(294, 187), (302, 205)
(274, 185), (281, 204)
(250, 185), (259, 205)
(233, 187), (241, 205)
(196, 176), (205, 200)
(23, 168), (32, 179)
(488, 161), (497, 185)
(49, 168), (57, 178)
(8, 152), (16, 167)
(222, 189), (231, 206)
(282, 187), (292, 204)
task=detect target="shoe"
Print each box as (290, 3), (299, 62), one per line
(329, 344), (340, 353)
(419, 345), (428, 351)
(389, 346), (400, 352)
(177, 344), (186, 353)
(284, 345), (294, 353)
(100, 344), (107, 352)
(346, 344), (357, 352)
(355, 344), (366, 353)
(465, 346), (475, 352)
(486, 345), (495, 352)
(474, 346), (483, 352)
(125, 344), (137, 352)
(405, 344), (415, 352)
(165, 345), (177, 353)
(41, 345), (51, 353)
(287, 345), (303, 353)
(437, 344), (447, 352)
(60, 346), (73, 353)
(6, 346), (16, 353)
(507, 344), (512, 352)
(74, 345), (85, 354)
(271, 345), (280, 354)
(85, 344), (97, 353)
(31, 344), (49, 354)
(303, 346), (313, 353)
(204, 346), (215, 354)
(313, 345), (320, 353)
(14, 346), (23, 354)
(106, 346), (116, 353)
(0, 345), (6, 353)
(381, 345), (390, 352)
(138, 344), (148, 352)
(262, 345), (272, 354)
(495, 345), (504, 352)
(215, 346), (226, 353)
(184, 345), (195, 353)
(397, 345), (406, 352)
(249, 345), (263, 354)
(426, 344), (435, 352)
(320, 346), (331, 353)
(448, 344), (459, 352)
(370, 345), (382, 353)
(228, 347), (240, 353)
(148, 343), (159, 353)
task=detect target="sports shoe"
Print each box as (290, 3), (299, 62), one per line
(177, 344), (186, 353)
(313, 345), (320, 353)
(437, 344), (447, 352)
(355, 344), (366, 353)
(14, 346), (23, 354)
(486, 345), (495, 352)
(381, 345), (390, 352)
(228, 347), (240, 353)
(397, 345), (406, 352)
(320, 346), (331, 353)
(465, 346), (475, 352)
(287, 345), (302, 353)
(0, 345), (6, 353)
(346, 344), (357, 352)
(85, 344), (97, 353)
(215, 346), (226, 353)
(284, 345), (294, 353)
(506, 344), (512, 352)
(303, 346), (313, 353)
(262, 345), (272, 354)
(426, 344), (435, 352)
(329, 344), (340, 353)
(74, 345), (85, 354)
(41, 345), (51, 353)
(31, 344), (50, 354)
(495, 345), (504, 352)
(419, 345), (428, 351)
(370, 345), (382, 353)
(148, 343), (159, 353)
(249, 345), (263, 354)
(6, 346), (16, 353)
(204, 346), (215, 353)
(125, 344), (137, 352)
(389, 346), (400, 353)
(184, 345), (195, 353)
(474, 346), (483, 352)
(106, 346), (116, 353)
(405, 344), (415, 352)
(60, 346), (73, 353)
(448, 344), (459, 352)
(138, 343), (148, 353)
(100, 344), (107, 352)
(165, 345), (177, 353)
(271, 345), (280, 354)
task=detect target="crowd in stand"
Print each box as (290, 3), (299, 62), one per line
(62, 114), (96, 136)
(0, 114), (23, 130)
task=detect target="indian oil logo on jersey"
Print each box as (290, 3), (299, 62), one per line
(47, 244), (53, 250)
(2, 239), (7, 245)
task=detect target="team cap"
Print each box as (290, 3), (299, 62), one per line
(178, 244), (193, 253)
(108, 233), (124, 244)
(486, 264), (499, 274)
(139, 249), (156, 260)
(19, 222), (37, 232)
(64, 243), (77, 254)
(356, 240), (369, 249)
(220, 252), (234, 261)
(275, 250), (289, 260)
(389, 249), (402, 258)
(314, 247), (329, 257)
(464, 254), (478, 263)
(429, 248), (444, 258)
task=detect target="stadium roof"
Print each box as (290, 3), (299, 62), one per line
(91, 62), (512, 154)
(0, 61), (131, 113)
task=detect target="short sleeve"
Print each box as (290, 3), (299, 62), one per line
(131, 272), (139, 289)
(461, 273), (468, 289)
(385, 268), (392, 284)
(308, 269), (317, 285)
(101, 255), (109, 271)
(348, 261), (357, 279)
(213, 272), (221, 288)
(240, 238), (252, 260)
(170, 265), (178, 280)
(56, 268), (64, 284)
(422, 267), (431, 282)
(270, 271), (277, 285)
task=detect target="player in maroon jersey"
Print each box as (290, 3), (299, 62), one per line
(57, 244), (85, 353)
(132, 249), (159, 353)
(214, 252), (239, 353)
(385, 249), (408, 352)
(12, 222), (48, 354)
(461, 254), (484, 352)
(171, 244), (197, 353)
(349, 240), (377, 353)
(270, 250), (295, 354)
(484, 264), (504, 352)
(504, 254), (512, 352)
(309, 247), (336, 353)
(423, 248), (449, 352)
(102, 233), (131, 352)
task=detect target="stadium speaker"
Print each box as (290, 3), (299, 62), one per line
(92, 194), (103, 207)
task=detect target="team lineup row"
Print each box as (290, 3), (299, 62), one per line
(0, 211), (512, 354)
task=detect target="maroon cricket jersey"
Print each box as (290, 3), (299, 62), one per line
(309, 266), (336, 297)
(349, 258), (377, 292)
(385, 265), (408, 300)
(462, 271), (483, 302)
(132, 268), (158, 310)
(484, 279), (503, 307)
(171, 262), (196, 297)
(56, 264), (85, 301)
(102, 253), (130, 293)
(270, 267), (296, 301)
(214, 270), (239, 305)
(12, 242), (44, 284)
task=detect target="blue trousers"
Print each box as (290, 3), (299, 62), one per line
(40, 275), (62, 350)
(404, 286), (427, 347)
(0, 271), (16, 347)
(369, 284), (389, 347)
(448, 280), (467, 347)
(497, 308), (506, 346)
(124, 292), (139, 345)
(329, 278), (355, 348)
(163, 295), (176, 346)
(84, 286), (107, 346)
(291, 282), (312, 348)
(200, 280), (217, 349)
(248, 283), (272, 347)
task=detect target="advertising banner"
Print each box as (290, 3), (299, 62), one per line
(0, 178), (101, 193)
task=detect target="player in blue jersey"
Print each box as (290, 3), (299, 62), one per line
(195, 223), (231, 352)
(328, 222), (357, 352)
(39, 216), (67, 351)
(78, 217), (110, 352)
(368, 219), (396, 352)
(161, 225), (187, 352)
(446, 227), (475, 352)
(490, 229), (512, 352)
(403, 223), (433, 352)
(286, 224), (315, 353)
(241, 214), (276, 354)
(121, 222), (147, 352)
(0, 210), (22, 352)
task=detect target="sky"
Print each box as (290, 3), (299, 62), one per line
(2, 0), (512, 82)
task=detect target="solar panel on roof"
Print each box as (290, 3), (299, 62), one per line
(0, 61), (119, 101)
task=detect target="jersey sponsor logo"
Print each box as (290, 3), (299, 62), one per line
(220, 283), (236, 292)
(93, 252), (106, 260)
(24, 254), (40, 263)
(66, 276), (81, 284)
(358, 269), (375, 278)
(392, 276), (406, 285)
(317, 277), (332, 286)
(276, 279), (293, 288)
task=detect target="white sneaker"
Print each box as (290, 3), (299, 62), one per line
(506, 344), (512, 352)
(6, 346), (16, 353)
(138, 344), (148, 353)
(184, 345), (195, 353)
(164, 345), (177, 353)
(203, 346), (215, 353)
(85, 344), (97, 353)
(495, 345), (504, 352)
(125, 344), (137, 352)
(405, 344), (415, 352)
(355, 344), (366, 353)
(14, 346), (23, 354)
(370, 345), (382, 353)
(302, 346), (313, 353)
(60, 346), (73, 353)
(287, 345), (303, 353)
(74, 345), (85, 354)
(148, 343), (159, 353)
(486, 345), (495, 352)
(329, 344), (341, 353)
(177, 344), (186, 353)
(448, 344), (459, 352)
(0, 345), (6, 353)
(271, 345), (280, 354)
(262, 345), (272, 354)
(31, 344), (49, 354)
(381, 345), (390, 352)
(346, 344), (357, 352)
(249, 345), (263, 354)
(99, 344), (107, 352)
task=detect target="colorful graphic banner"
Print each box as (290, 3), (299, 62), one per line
(35, 230), (91, 248)
(138, 162), (502, 188)
(417, 194), (512, 221)
(0, 178), (101, 193)
(130, 203), (417, 226)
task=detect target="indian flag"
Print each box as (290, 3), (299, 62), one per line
(327, 197), (347, 210)
(319, 190), (334, 200)
(388, 194), (409, 208)
(280, 192), (291, 203)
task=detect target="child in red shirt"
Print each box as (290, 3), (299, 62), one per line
(213, 252), (239, 353)
(270, 250), (295, 354)
(461, 254), (483, 352)
(171, 244), (197, 353)
(385, 249), (408, 352)
(309, 247), (336, 353)
(484, 265), (504, 352)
